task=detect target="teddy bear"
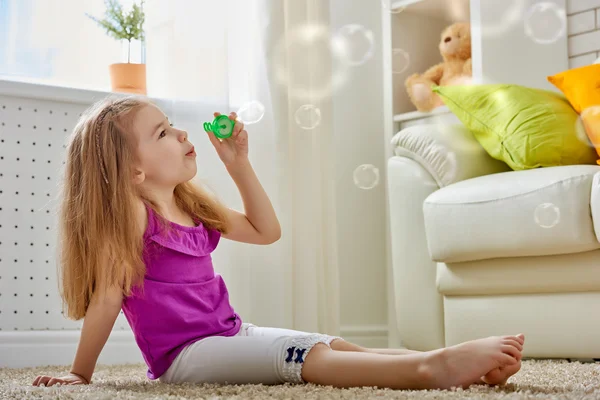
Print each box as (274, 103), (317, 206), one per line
(405, 22), (472, 112)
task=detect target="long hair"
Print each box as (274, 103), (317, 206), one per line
(58, 96), (229, 320)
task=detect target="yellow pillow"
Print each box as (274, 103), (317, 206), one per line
(581, 106), (600, 165)
(548, 64), (600, 113)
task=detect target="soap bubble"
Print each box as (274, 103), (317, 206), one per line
(575, 115), (593, 147)
(524, 2), (566, 44)
(534, 203), (560, 228)
(334, 24), (375, 66)
(480, 0), (525, 38)
(237, 101), (265, 125)
(440, 148), (458, 183)
(272, 24), (349, 101)
(392, 48), (410, 74)
(577, 106), (600, 149)
(294, 105), (322, 130)
(425, 143), (459, 183)
(381, 0), (405, 14)
(353, 164), (380, 190)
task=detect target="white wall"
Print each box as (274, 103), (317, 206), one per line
(567, 0), (600, 68)
(473, 0), (568, 91)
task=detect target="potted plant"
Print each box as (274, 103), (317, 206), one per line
(87, 0), (147, 95)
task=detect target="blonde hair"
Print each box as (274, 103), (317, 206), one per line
(58, 96), (229, 320)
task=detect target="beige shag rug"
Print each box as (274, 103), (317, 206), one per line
(1, 360), (599, 399)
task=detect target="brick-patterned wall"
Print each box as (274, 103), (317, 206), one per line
(567, 0), (600, 68)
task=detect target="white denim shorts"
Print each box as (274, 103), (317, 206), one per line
(159, 323), (341, 385)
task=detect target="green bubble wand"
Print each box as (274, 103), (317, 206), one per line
(204, 115), (235, 139)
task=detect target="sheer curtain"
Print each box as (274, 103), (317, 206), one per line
(144, 0), (340, 335)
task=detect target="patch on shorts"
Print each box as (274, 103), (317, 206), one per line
(285, 346), (307, 363)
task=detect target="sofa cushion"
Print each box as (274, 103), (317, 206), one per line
(436, 250), (600, 296)
(432, 84), (599, 170)
(423, 165), (600, 263)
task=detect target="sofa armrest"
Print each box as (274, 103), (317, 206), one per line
(391, 123), (511, 188)
(387, 156), (445, 351)
(386, 123), (509, 351)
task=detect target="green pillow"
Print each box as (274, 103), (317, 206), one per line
(432, 84), (598, 170)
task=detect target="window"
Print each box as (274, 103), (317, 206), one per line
(0, 0), (138, 91)
(0, 0), (258, 106)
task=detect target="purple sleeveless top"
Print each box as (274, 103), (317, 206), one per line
(121, 204), (242, 380)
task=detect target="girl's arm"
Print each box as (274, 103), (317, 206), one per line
(223, 159), (281, 245)
(69, 287), (123, 384)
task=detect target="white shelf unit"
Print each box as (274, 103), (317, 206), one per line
(391, 0), (470, 118)
(381, 0), (569, 156)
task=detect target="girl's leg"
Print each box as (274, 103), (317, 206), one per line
(244, 323), (521, 360)
(328, 333), (525, 386)
(242, 324), (524, 389)
(161, 325), (522, 389)
(330, 335), (524, 358)
(329, 339), (419, 355)
(301, 335), (524, 390)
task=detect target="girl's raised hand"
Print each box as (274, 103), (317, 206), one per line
(205, 112), (248, 167)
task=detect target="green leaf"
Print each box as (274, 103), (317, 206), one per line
(86, 0), (145, 42)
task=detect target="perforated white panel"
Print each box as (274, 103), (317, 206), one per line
(0, 94), (131, 333)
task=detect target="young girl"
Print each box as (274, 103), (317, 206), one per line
(32, 97), (525, 390)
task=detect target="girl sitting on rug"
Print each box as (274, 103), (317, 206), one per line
(32, 97), (525, 390)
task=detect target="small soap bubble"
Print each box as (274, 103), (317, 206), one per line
(353, 164), (380, 190)
(294, 105), (322, 130)
(577, 106), (600, 149)
(524, 2), (566, 44)
(534, 203), (560, 228)
(334, 24), (375, 66)
(237, 101), (265, 125)
(443, 150), (458, 183)
(481, 0), (524, 38)
(428, 144), (458, 183)
(272, 24), (349, 100)
(392, 48), (410, 74)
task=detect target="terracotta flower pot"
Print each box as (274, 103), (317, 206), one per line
(109, 63), (147, 95)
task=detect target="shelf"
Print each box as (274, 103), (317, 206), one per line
(391, 0), (421, 11)
(391, 0), (470, 21)
(393, 106), (451, 122)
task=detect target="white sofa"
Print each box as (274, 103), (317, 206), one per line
(386, 123), (600, 359)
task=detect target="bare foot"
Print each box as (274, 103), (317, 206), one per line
(481, 334), (525, 385)
(420, 334), (523, 390)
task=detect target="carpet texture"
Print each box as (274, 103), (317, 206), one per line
(1, 360), (599, 399)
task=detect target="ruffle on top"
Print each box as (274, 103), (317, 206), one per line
(143, 204), (221, 257)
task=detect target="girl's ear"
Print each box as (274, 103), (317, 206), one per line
(133, 168), (145, 185)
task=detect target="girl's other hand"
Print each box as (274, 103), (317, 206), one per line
(32, 373), (89, 386)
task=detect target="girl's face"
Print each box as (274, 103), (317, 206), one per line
(132, 104), (198, 190)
